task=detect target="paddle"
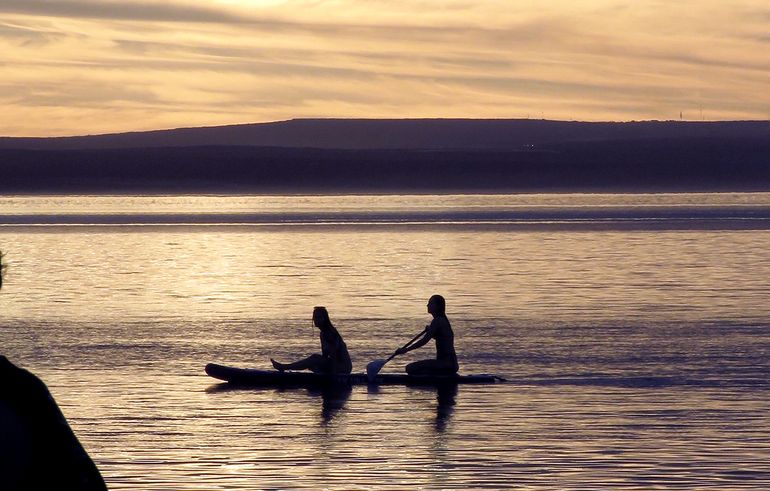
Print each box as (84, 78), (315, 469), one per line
(366, 327), (427, 382)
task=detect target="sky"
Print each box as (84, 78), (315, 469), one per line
(1, 0), (769, 136)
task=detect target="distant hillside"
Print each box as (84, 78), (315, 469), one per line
(2, 137), (769, 193)
(1, 119), (768, 150)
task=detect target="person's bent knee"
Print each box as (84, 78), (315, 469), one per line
(405, 360), (431, 375)
(308, 354), (332, 373)
(406, 359), (456, 376)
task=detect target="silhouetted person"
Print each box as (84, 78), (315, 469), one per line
(0, 356), (107, 490)
(271, 306), (353, 374)
(396, 295), (459, 375)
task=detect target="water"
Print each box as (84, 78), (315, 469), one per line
(1, 193), (769, 489)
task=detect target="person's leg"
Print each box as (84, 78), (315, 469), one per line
(271, 354), (327, 372)
(405, 359), (456, 376)
(307, 356), (333, 374)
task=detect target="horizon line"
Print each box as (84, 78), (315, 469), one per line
(2, 117), (768, 140)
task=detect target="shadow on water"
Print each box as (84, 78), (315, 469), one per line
(367, 382), (458, 433)
(206, 382), (353, 425)
(209, 380), (461, 431)
(308, 385), (353, 425)
(434, 384), (458, 433)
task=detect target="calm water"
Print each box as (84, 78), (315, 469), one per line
(1, 193), (769, 489)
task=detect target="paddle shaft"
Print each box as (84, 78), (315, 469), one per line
(386, 327), (428, 363)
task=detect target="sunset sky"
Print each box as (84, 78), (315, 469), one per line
(1, 0), (769, 136)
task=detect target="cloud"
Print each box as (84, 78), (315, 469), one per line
(2, 78), (161, 109)
(1, 1), (769, 136)
(0, 0), (577, 42)
(0, 0), (246, 24)
(0, 20), (67, 46)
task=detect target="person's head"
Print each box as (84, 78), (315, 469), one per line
(313, 306), (331, 328)
(427, 294), (446, 316)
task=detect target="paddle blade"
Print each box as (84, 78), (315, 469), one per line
(366, 359), (387, 382)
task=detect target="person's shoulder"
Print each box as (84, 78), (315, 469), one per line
(323, 325), (343, 339)
(431, 315), (451, 329)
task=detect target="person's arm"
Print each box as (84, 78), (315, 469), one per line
(395, 323), (435, 355)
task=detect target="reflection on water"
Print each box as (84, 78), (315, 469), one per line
(317, 385), (353, 425)
(1, 228), (770, 324)
(1, 194), (769, 489)
(207, 383), (353, 426)
(2, 319), (767, 490)
(366, 382), (457, 433)
(2, 193), (770, 323)
(2, 192), (770, 216)
(435, 384), (458, 433)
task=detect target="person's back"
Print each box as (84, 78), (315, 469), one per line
(320, 325), (353, 374)
(430, 315), (458, 373)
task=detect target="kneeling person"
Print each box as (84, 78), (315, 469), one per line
(396, 295), (458, 376)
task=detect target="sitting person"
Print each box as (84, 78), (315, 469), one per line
(395, 294), (459, 375)
(271, 306), (352, 374)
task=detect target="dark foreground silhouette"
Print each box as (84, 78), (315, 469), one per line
(0, 356), (106, 491)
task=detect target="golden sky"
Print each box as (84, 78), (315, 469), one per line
(1, 0), (769, 136)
